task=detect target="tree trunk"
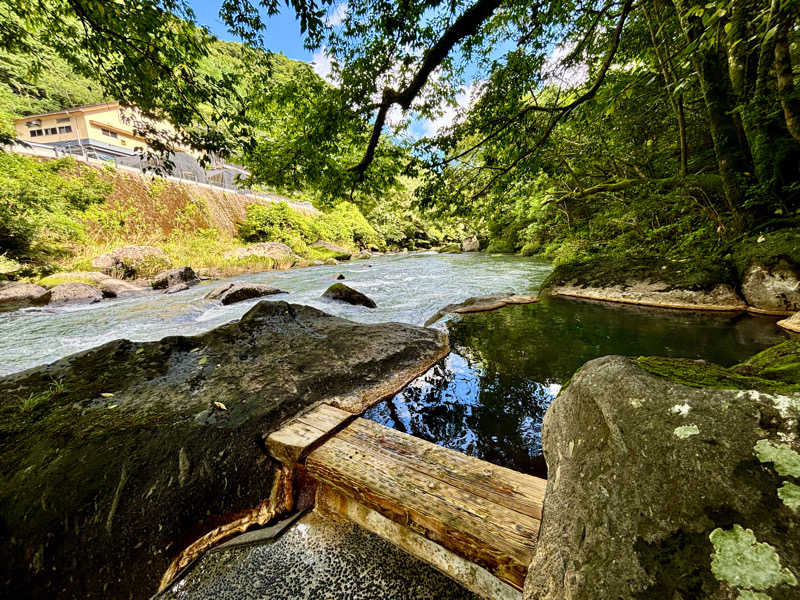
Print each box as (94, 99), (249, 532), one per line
(775, 13), (800, 142)
(673, 0), (747, 209)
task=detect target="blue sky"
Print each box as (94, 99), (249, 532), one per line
(189, 2), (316, 62)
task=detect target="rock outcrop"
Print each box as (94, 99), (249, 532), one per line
(424, 293), (538, 326)
(547, 279), (747, 311)
(223, 242), (297, 268)
(741, 259), (800, 314)
(47, 283), (103, 306)
(778, 312), (800, 333)
(461, 236), (480, 252)
(524, 345), (800, 600)
(438, 243), (461, 253)
(152, 267), (200, 292)
(0, 301), (448, 600)
(205, 282), (287, 305)
(322, 283), (377, 308)
(312, 241), (352, 261)
(0, 283), (51, 312)
(91, 245), (171, 279)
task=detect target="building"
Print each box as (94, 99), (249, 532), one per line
(12, 102), (245, 190)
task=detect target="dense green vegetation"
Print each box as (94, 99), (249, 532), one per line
(0, 0), (798, 282)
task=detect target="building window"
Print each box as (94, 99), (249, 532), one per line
(25, 120), (41, 128)
(57, 125), (72, 134)
(44, 127), (58, 136)
(56, 117), (71, 124)
(100, 128), (118, 138)
(29, 129), (43, 137)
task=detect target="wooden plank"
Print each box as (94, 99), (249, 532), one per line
(338, 418), (546, 520)
(295, 403), (353, 432)
(317, 484), (522, 600)
(265, 403), (354, 464)
(306, 433), (540, 589)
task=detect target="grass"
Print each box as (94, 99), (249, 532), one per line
(19, 378), (64, 413)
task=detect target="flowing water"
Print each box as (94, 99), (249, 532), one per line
(0, 252), (789, 476)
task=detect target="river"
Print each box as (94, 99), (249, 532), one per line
(0, 251), (789, 475)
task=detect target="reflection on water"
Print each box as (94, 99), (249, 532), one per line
(366, 296), (790, 477)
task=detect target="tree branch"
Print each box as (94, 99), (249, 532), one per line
(349, 0), (504, 178)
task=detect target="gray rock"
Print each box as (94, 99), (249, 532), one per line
(312, 259), (325, 266)
(741, 259), (800, 313)
(322, 283), (377, 308)
(152, 267), (200, 291)
(164, 282), (190, 294)
(205, 283), (287, 305)
(223, 242), (297, 268)
(424, 293), (538, 326)
(96, 278), (146, 298)
(461, 236), (480, 252)
(0, 301), (447, 600)
(0, 283), (51, 312)
(312, 240), (352, 261)
(352, 250), (372, 260)
(48, 283), (103, 306)
(524, 354), (800, 600)
(336, 273), (345, 280)
(91, 245), (171, 279)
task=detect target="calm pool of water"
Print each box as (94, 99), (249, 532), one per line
(365, 296), (790, 477)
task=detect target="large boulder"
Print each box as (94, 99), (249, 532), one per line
(0, 301), (448, 600)
(223, 242), (297, 269)
(0, 283), (51, 312)
(205, 282), (287, 305)
(48, 283), (103, 306)
(312, 240), (352, 261)
(152, 267), (200, 291)
(741, 259), (800, 314)
(322, 283), (377, 308)
(461, 236), (480, 252)
(438, 243), (461, 254)
(524, 346), (800, 600)
(39, 272), (145, 298)
(91, 245), (171, 279)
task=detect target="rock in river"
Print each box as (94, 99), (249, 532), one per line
(461, 236), (480, 252)
(741, 259), (800, 314)
(312, 240), (352, 261)
(524, 343), (800, 600)
(47, 282), (103, 306)
(0, 301), (448, 600)
(205, 282), (287, 305)
(152, 266), (200, 291)
(0, 283), (51, 312)
(322, 283), (377, 308)
(424, 293), (538, 326)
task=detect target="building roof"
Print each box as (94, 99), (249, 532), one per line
(13, 102), (121, 123)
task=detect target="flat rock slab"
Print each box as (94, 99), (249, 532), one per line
(156, 510), (480, 600)
(549, 280), (747, 311)
(778, 312), (800, 332)
(48, 282), (103, 306)
(205, 282), (287, 305)
(425, 293), (538, 326)
(0, 301), (447, 600)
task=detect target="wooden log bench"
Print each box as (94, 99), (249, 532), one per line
(266, 404), (546, 599)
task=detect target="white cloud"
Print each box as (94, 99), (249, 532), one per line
(311, 47), (336, 83)
(325, 3), (348, 27)
(541, 42), (589, 88)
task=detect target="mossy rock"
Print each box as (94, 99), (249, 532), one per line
(438, 243), (461, 253)
(540, 254), (736, 294)
(525, 350), (800, 600)
(732, 229), (800, 279)
(0, 301), (447, 599)
(485, 238), (518, 254)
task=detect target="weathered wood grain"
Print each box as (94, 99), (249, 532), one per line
(265, 403), (354, 464)
(306, 419), (543, 590)
(338, 418), (546, 519)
